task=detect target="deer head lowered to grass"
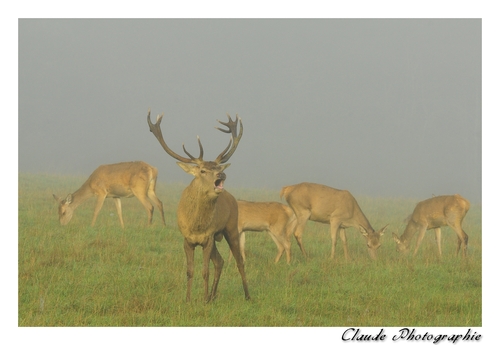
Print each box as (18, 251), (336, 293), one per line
(147, 109), (250, 303)
(53, 161), (165, 228)
(280, 182), (388, 261)
(392, 194), (470, 258)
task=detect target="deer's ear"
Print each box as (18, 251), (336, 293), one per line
(219, 163), (231, 171)
(64, 194), (73, 205)
(359, 225), (369, 237)
(177, 162), (197, 176)
(379, 224), (389, 236)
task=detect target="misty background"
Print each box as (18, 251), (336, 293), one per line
(18, 19), (481, 202)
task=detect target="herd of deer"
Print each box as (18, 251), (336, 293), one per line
(53, 110), (471, 303)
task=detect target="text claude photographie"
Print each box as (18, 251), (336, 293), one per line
(341, 328), (481, 343)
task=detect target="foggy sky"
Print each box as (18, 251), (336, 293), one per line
(18, 19), (481, 202)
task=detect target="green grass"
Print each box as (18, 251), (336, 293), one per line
(18, 173), (481, 326)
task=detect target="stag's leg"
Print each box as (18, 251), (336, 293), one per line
(227, 231), (244, 263)
(201, 236), (216, 303)
(113, 198), (125, 228)
(412, 224), (428, 256)
(147, 188), (166, 225)
(434, 227), (442, 258)
(239, 231), (246, 262)
(91, 194), (107, 226)
(224, 229), (251, 300)
(329, 221), (342, 260)
(183, 239), (196, 302)
(293, 211), (310, 258)
(208, 243), (224, 302)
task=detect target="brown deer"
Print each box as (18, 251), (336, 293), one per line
(392, 194), (470, 258)
(280, 182), (388, 260)
(147, 109), (250, 303)
(228, 200), (297, 264)
(53, 161), (166, 228)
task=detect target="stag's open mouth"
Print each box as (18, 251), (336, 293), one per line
(214, 179), (225, 193)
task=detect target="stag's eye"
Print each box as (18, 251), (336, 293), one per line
(200, 169), (206, 174)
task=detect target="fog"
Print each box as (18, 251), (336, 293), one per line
(19, 19), (481, 202)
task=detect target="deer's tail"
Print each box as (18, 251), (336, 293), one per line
(280, 186), (290, 200)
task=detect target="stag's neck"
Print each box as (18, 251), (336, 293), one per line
(178, 183), (219, 232)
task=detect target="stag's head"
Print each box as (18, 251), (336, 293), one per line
(147, 109), (242, 198)
(53, 194), (75, 225)
(361, 225), (388, 259)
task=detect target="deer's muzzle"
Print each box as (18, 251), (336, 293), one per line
(214, 172), (226, 193)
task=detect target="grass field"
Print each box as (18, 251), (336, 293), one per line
(18, 173), (482, 327)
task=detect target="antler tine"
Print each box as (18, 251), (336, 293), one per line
(147, 109), (201, 164)
(182, 136), (204, 161)
(215, 113), (243, 164)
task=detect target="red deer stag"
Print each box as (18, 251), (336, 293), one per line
(228, 201), (297, 264)
(147, 109), (250, 303)
(53, 161), (165, 228)
(392, 194), (470, 258)
(281, 182), (387, 260)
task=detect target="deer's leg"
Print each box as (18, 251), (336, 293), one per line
(329, 220), (342, 260)
(293, 211), (311, 258)
(228, 230), (244, 263)
(434, 227), (442, 258)
(147, 188), (166, 225)
(268, 231), (286, 263)
(183, 239), (195, 302)
(201, 236), (215, 303)
(208, 243), (224, 302)
(113, 198), (125, 228)
(91, 194), (107, 226)
(239, 231), (246, 262)
(452, 225), (468, 258)
(224, 228), (251, 301)
(446, 214), (469, 258)
(133, 192), (155, 225)
(412, 224), (427, 256)
(338, 228), (350, 261)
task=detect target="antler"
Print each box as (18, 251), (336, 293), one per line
(147, 109), (203, 164)
(214, 113), (243, 164)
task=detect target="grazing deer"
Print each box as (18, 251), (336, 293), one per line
(147, 109), (250, 303)
(281, 182), (387, 260)
(228, 200), (297, 264)
(53, 161), (166, 228)
(392, 194), (470, 258)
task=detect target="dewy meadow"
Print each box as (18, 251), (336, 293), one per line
(18, 172), (481, 327)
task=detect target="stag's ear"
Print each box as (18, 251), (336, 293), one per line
(177, 162), (197, 176)
(219, 163), (231, 171)
(392, 232), (401, 244)
(53, 194), (61, 202)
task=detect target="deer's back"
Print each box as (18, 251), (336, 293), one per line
(412, 194), (470, 226)
(238, 201), (289, 230)
(284, 182), (357, 222)
(85, 161), (156, 197)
